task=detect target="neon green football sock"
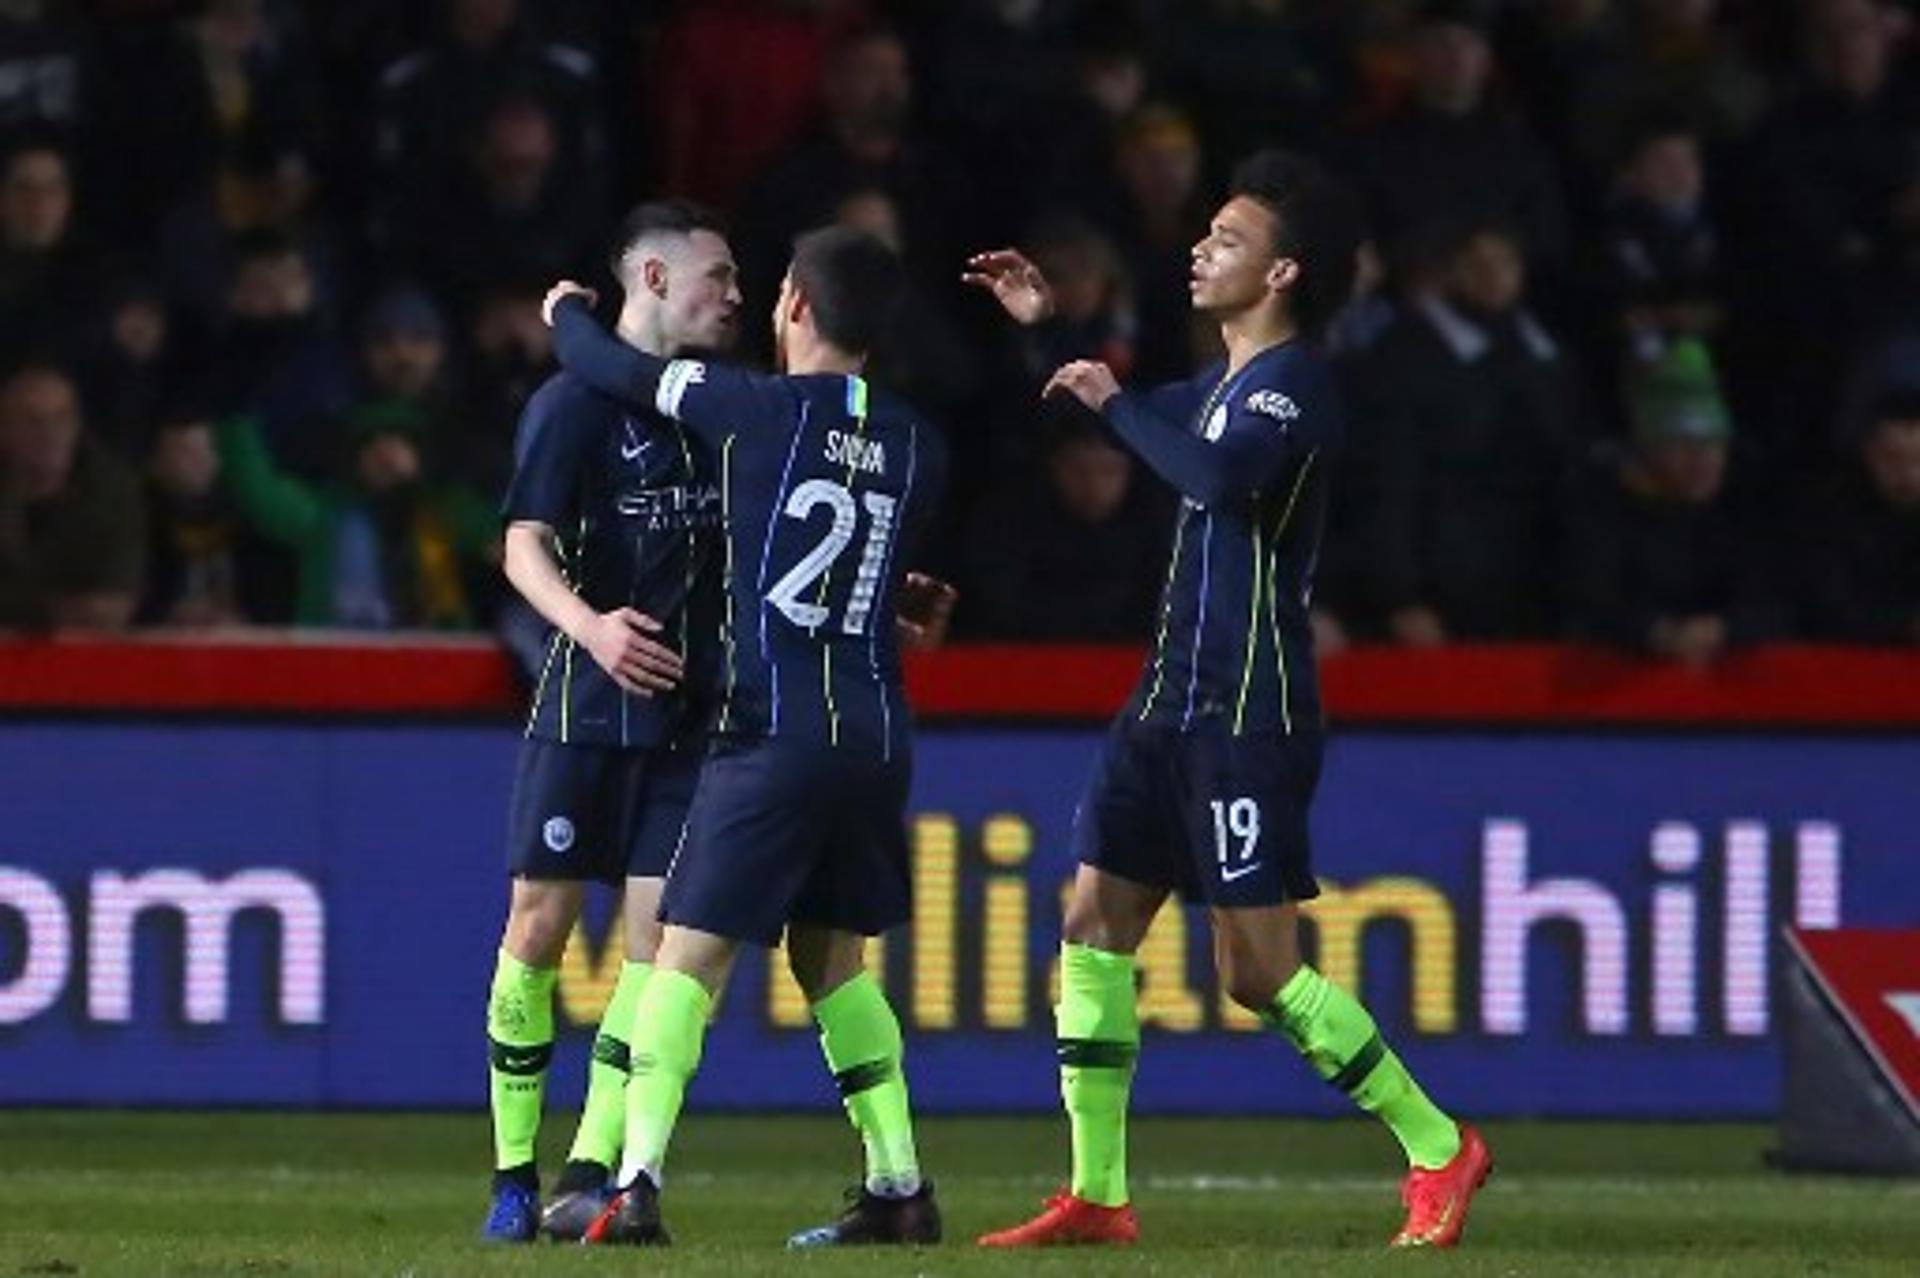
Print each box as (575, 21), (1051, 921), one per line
(617, 968), (712, 1188)
(813, 971), (921, 1197)
(567, 959), (653, 1169)
(487, 948), (558, 1171)
(1266, 965), (1461, 1170)
(1056, 942), (1138, 1207)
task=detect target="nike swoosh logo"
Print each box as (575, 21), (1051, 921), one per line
(1221, 861), (1265, 883)
(621, 441), (648, 461)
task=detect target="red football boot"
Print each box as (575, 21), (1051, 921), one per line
(977, 1190), (1139, 1248)
(1390, 1124), (1494, 1249)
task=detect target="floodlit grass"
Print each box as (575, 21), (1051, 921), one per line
(1, 1111), (1913, 1276)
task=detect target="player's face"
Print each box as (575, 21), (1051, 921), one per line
(662, 229), (742, 353)
(1189, 196), (1290, 318)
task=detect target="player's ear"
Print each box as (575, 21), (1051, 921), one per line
(642, 255), (670, 299)
(1267, 256), (1300, 297)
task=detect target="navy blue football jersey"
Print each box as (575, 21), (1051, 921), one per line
(502, 371), (721, 748)
(551, 304), (946, 760)
(1103, 341), (1341, 735)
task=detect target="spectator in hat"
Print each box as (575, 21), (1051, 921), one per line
(1796, 391), (1920, 643)
(1564, 339), (1776, 664)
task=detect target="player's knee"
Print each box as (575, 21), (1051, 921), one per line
(1062, 894), (1119, 949)
(503, 887), (576, 966)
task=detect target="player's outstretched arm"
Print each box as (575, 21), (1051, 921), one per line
(504, 521), (685, 696)
(1046, 360), (1281, 510)
(962, 248), (1055, 326)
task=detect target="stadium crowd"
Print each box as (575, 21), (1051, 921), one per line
(0, 0), (1916, 660)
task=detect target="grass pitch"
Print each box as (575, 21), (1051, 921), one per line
(0, 1111), (1913, 1276)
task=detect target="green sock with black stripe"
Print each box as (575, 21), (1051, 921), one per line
(1057, 942), (1138, 1207)
(488, 948), (558, 1172)
(567, 959), (653, 1170)
(1266, 964), (1460, 1169)
(814, 971), (921, 1197)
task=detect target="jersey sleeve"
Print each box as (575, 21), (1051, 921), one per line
(551, 297), (788, 444)
(500, 379), (591, 526)
(1104, 357), (1328, 511)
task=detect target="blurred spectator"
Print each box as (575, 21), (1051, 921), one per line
(348, 282), (493, 495)
(1353, 221), (1583, 641)
(963, 417), (1169, 640)
(0, 0), (82, 129)
(1735, 1), (1917, 451)
(0, 364), (145, 630)
(137, 407), (286, 626)
(0, 134), (102, 358)
(1796, 391), (1920, 643)
(75, 274), (209, 457)
(1353, 2), (1569, 271)
(215, 401), (498, 630)
(915, 0), (1079, 237)
(736, 24), (972, 352)
(1145, 0), (1348, 163)
(1035, 22), (1150, 225)
(832, 186), (979, 426)
(1564, 339), (1775, 664)
(653, 0), (864, 210)
(81, 0), (314, 241)
(371, 0), (602, 238)
(1325, 238), (1398, 358)
(1594, 118), (1723, 365)
(1105, 105), (1207, 381)
(457, 275), (550, 498)
(1567, 0), (1770, 169)
(1016, 213), (1138, 382)
(208, 229), (354, 469)
(390, 94), (601, 308)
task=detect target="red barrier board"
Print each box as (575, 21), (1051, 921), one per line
(2, 634), (1919, 725)
(1788, 929), (1920, 1120)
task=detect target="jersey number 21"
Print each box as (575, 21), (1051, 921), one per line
(766, 478), (897, 636)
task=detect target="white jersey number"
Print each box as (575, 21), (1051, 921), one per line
(765, 478), (898, 636)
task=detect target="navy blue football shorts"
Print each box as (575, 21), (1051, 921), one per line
(1071, 717), (1322, 908)
(505, 738), (702, 884)
(660, 735), (913, 947)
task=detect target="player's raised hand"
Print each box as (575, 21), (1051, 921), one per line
(895, 572), (959, 650)
(962, 249), (1054, 326)
(579, 606), (684, 696)
(541, 280), (598, 327)
(1043, 360), (1122, 412)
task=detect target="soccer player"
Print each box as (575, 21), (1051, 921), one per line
(964, 151), (1493, 1250)
(482, 201), (737, 1243)
(538, 225), (949, 1249)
